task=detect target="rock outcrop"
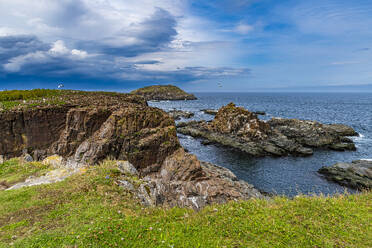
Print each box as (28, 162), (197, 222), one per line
(318, 160), (372, 190)
(130, 85), (197, 101)
(0, 91), (262, 208)
(178, 103), (358, 157)
(118, 148), (262, 209)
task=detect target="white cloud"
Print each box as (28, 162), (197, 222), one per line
(3, 40), (89, 72)
(71, 49), (88, 59)
(49, 40), (70, 55)
(235, 23), (254, 35)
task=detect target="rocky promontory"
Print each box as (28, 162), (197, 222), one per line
(319, 160), (372, 190)
(0, 90), (261, 209)
(130, 85), (197, 101)
(178, 103), (358, 157)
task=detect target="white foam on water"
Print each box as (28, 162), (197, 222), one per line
(361, 159), (372, 161)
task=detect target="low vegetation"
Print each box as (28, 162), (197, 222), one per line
(131, 85), (185, 94)
(0, 160), (370, 247)
(0, 89), (135, 111)
(0, 89), (62, 102)
(0, 159), (51, 186)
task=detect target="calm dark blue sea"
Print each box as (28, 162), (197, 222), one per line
(149, 93), (372, 197)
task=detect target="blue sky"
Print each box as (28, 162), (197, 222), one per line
(0, 0), (372, 92)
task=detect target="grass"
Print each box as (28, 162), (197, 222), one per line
(0, 159), (51, 186)
(0, 89), (62, 102)
(0, 160), (371, 247)
(0, 89), (135, 111)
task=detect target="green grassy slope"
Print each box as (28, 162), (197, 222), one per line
(0, 160), (371, 248)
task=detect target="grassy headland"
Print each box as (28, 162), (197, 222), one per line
(0, 89), (145, 111)
(0, 159), (370, 248)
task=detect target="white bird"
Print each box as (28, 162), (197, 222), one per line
(57, 84), (64, 89)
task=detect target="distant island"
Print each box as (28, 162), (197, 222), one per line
(130, 85), (197, 101)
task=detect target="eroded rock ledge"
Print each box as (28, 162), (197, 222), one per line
(178, 103), (358, 157)
(0, 91), (261, 209)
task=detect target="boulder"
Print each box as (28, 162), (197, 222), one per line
(42, 155), (64, 168)
(23, 153), (33, 162)
(167, 110), (194, 120)
(117, 161), (138, 176)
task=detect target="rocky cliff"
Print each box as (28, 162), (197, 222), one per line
(178, 103), (358, 157)
(130, 85), (197, 101)
(0, 90), (261, 209)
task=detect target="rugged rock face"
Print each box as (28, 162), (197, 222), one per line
(0, 106), (70, 158)
(0, 91), (262, 208)
(130, 85), (197, 101)
(178, 103), (358, 157)
(123, 148), (262, 209)
(319, 160), (372, 190)
(167, 110), (194, 120)
(210, 103), (270, 139)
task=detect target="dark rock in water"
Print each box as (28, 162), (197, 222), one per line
(178, 102), (358, 157)
(253, 111), (266, 115)
(318, 160), (372, 190)
(201, 109), (218, 115)
(131, 85), (197, 101)
(329, 143), (356, 151)
(167, 110), (194, 120)
(0, 91), (262, 209)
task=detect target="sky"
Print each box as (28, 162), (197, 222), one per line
(0, 0), (372, 92)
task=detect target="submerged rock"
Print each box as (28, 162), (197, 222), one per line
(254, 111), (266, 116)
(178, 102), (358, 157)
(131, 85), (197, 101)
(318, 160), (372, 190)
(167, 110), (194, 120)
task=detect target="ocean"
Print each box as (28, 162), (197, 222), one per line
(148, 92), (372, 197)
